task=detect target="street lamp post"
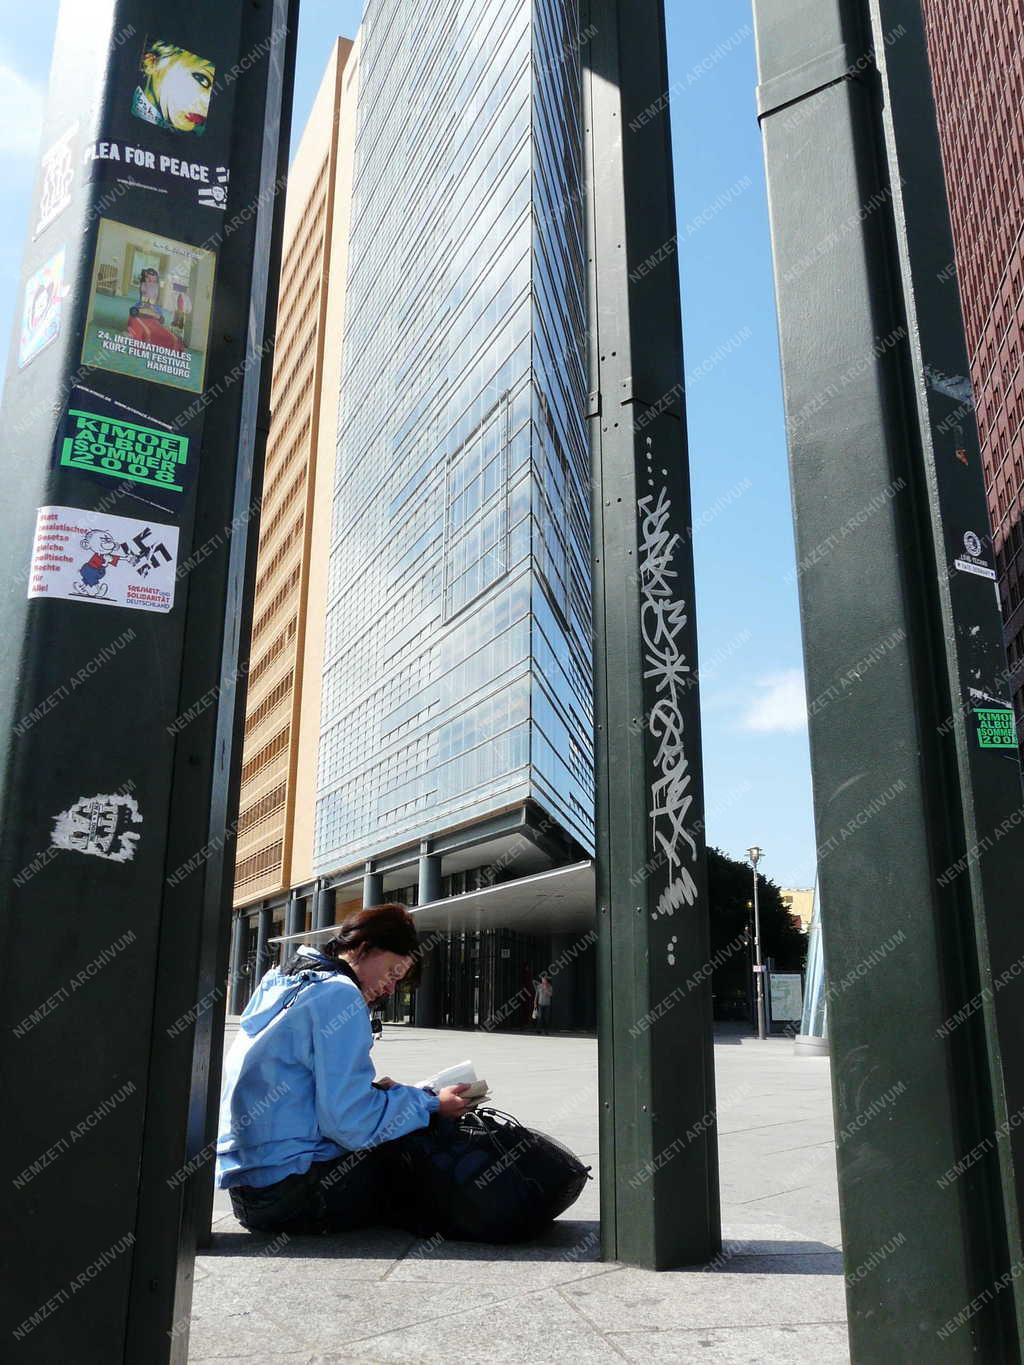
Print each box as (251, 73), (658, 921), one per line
(748, 846), (767, 1040)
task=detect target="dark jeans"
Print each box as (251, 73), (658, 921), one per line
(229, 1144), (394, 1235)
(535, 1004), (551, 1034)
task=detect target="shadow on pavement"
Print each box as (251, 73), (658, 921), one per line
(202, 1217), (842, 1274)
(202, 1216), (601, 1259)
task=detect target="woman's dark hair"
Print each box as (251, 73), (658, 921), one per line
(287, 902), (423, 986)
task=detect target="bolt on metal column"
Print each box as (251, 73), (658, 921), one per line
(583, 0), (721, 1269)
(754, 0), (1024, 1356)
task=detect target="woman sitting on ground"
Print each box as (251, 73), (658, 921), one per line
(216, 903), (469, 1234)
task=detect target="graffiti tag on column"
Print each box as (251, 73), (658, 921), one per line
(638, 479), (698, 919)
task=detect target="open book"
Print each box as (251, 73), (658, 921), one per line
(416, 1059), (491, 1109)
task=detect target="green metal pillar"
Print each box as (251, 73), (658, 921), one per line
(583, 1), (721, 1268)
(754, 0), (1024, 1356)
(0, 1), (299, 1359)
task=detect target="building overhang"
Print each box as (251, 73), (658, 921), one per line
(410, 860), (595, 934)
(268, 859), (596, 944)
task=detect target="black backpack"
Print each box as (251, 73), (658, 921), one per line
(383, 1107), (591, 1243)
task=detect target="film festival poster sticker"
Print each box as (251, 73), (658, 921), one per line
(80, 218), (216, 394)
(28, 505), (179, 614)
(19, 248), (69, 370)
(56, 387), (192, 507)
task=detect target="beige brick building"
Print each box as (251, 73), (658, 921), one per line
(781, 888), (815, 934)
(230, 40), (360, 992)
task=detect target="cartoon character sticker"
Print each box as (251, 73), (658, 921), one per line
(19, 250), (67, 368)
(131, 39), (215, 136)
(28, 507), (179, 614)
(75, 528), (143, 599)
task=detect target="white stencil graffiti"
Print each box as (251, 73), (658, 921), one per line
(35, 123), (78, 239)
(638, 450), (698, 924)
(51, 792), (142, 863)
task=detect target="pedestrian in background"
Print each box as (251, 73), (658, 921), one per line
(534, 972), (554, 1035)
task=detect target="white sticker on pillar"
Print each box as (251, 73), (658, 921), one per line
(51, 791), (142, 862)
(954, 558), (996, 580)
(28, 506), (179, 613)
(35, 122), (79, 238)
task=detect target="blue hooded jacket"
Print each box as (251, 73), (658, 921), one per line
(216, 950), (439, 1189)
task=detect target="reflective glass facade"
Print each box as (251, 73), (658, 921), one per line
(314, 0), (594, 874)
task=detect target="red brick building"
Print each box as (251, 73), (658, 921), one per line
(923, 1), (1024, 736)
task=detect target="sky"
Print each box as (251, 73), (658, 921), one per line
(0, 0), (817, 889)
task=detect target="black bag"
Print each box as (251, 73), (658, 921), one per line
(384, 1107), (591, 1243)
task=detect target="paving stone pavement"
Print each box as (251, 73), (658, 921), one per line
(189, 1025), (847, 1364)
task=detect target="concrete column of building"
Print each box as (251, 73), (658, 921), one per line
(414, 942), (441, 1028)
(314, 880), (335, 930)
(418, 842), (441, 906)
(362, 863), (384, 909)
(581, 938), (598, 1032)
(227, 911), (248, 1016)
(254, 906), (274, 987)
(284, 890), (303, 940)
(546, 933), (575, 1032)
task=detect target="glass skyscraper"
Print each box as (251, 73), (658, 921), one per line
(314, 0), (594, 877)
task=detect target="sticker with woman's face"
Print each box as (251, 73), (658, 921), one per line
(131, 39), (215, 136)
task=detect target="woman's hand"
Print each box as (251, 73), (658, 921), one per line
(437, 1083), (471, 1119)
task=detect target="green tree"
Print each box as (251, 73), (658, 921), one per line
(706, 846), (806, 1021)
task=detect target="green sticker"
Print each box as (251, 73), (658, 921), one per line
(59, 407), (189, 492)
(975, 709), (1018, 750)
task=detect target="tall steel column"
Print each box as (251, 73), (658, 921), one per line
(583, 2), (720, 1268)
(755, 0), (1024, 1356)
(0, 2), (300, 1360)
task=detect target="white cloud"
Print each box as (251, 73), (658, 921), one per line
(742, 669), (808, 734)
(0, 60), (45, 159)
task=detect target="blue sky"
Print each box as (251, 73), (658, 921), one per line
(0, 0), (817, 888)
